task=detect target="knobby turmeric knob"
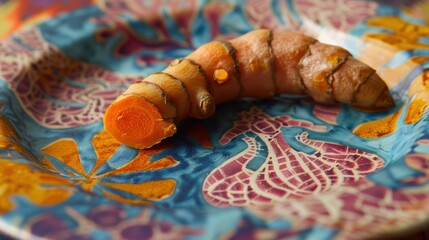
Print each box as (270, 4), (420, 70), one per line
(199, 94), (216, 116)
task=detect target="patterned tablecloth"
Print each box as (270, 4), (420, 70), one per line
(0, 0), (429, 239)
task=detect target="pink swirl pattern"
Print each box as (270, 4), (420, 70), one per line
(248, 179), (429, 240)
(96, 0), (199, 59)
(244, 0), (300, 30)
(294, 0), (378, 32)
(203, 107), (384, 206)
(202, 107), (429, 238)
(0, 29), (139, 128)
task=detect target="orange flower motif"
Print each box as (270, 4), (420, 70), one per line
(364, 16), (429, 50)
(0, 115), (73, 214)
(360, 16), (429, 95)
(353, 109), (401, 138)
(0, 160), (73, 214)
(354, 90), (429, 138)
(404, 91), (429, 124)
(40, 130), (178, 205)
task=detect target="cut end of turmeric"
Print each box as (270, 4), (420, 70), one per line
(104, 94), (176, 149)
(199, 94), (216, 117)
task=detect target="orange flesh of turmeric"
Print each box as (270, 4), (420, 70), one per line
(103, 95), (176, 149)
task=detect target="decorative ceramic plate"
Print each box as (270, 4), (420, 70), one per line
(1, 0), (429, 239)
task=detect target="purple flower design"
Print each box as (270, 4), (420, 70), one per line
(25, 205), (202, 239)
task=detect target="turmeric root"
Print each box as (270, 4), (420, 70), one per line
(104, 29), (395, 149)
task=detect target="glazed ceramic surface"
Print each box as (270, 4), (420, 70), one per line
(0, 0), (429, 239)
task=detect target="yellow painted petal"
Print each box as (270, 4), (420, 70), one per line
(0, 195), (14, 215)
(355, 91), (429, 138)
(40, 138), (86, 176)
(0, 160), (72, 214)
(366, 16), (429, 44)
(405, 91), (429, 124)
(363, 15), (429, 97)
(364, 33), (429, 50)
(37, 171), (75, 187)
(411, 56), (429, 65)
(76, 178), (99, 192)
(0, 116), (26, 153)
(101, 179), (176, 200)
(27, 188), (72, 206)
(0, 116), (19, 140)
(408, 67), (429, 97)
(354, 109), (402, 138)
(0, 116), (41, 164)
(363, 15), (429, 81)
(89, 130), (121, 175)
(102, 142), (177, 176)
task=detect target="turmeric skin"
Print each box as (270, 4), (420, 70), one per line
(104, 29), (395, 149)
